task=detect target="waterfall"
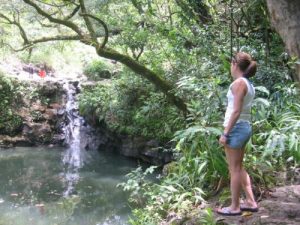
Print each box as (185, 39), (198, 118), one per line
(62, 82), (87, 196)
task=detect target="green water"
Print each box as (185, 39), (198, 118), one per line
(0, 147), (139, 225)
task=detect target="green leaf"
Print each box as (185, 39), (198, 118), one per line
(253, 98), (270, 107)
(255, 86), (270, 96)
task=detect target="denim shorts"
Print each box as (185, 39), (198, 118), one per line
(226, 121), (252, 149)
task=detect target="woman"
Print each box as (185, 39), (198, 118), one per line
(217, 52), (258, 216)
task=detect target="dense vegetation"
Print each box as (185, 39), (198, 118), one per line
(78, 1), (299, 223)
(0, 0), (299, 224)
(0, 73), (24, 135)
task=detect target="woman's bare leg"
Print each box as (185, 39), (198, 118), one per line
(240, 149), (257, 208)
(224, 146), (244, 212)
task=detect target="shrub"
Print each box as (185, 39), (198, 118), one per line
(79, 70), (185, 141)
(83, 60), (112, 81)
(0, 72), (23, 135)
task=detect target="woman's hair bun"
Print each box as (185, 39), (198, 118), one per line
(244, 60), (257, 78)
(235, 52), (257, 78)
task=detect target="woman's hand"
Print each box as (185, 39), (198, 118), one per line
(219, 135), (227, 146)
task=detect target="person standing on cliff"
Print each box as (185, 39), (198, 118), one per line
(39, 68), (46, 79)
(217, 52), (259, 216)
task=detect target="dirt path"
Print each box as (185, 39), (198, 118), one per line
(215, 185), (300, 225)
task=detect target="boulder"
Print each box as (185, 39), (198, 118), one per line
(0, 79), (67, 147)
(36, 81), (65, 104)
(119, 136), (173, 165)
(44, 108), (58, 120)
(0, 135), (33, 147)
(22, 122), (52, 144)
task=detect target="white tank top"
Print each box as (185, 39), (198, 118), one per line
(223, 77), (255, 127)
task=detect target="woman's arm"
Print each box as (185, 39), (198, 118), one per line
(219, 79), (247, 145)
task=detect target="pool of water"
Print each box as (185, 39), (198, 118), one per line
(0, 147), (140, 225)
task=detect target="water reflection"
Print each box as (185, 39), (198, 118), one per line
(0, 147), (138, 225)
(62, 82), (87, 197)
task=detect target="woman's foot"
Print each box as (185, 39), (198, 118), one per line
(240, 201), (259, 212)
(216, 207), (242, 216)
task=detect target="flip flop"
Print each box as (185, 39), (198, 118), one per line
(216, 207), (242, 216)
(240, 204), (259, 212)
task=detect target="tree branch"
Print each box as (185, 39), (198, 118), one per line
(1, 9), (116, 51)
(132, 46), (144, 61)
(0, 13), (30, 44)
(65, 5), (80, 20)
(34, 16), (60, 28)
(79, 13), (108, 49)
(131, 0), (144, 14)
(3, 35), (82, 52)
(3, 43), (32, 52)
(31, 35), (82, 43)
(79, 0), (97, 43)
(0, 13), (12, 23)
(5, 0), (187, 113)
(34, 0), (79, 8)
(96, 47), (187, 113)
(23, 0), (83, 36)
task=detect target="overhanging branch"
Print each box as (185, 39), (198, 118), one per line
(23, 0), (83, 36)
(0, 12), (29, 45)
(31, 35), (82, 43)
(79, 0), (97, 44)
(35, 0), (79, 8)
(96, 47), (187, 113)
(3, 43), (32, 52)
(3, 35), (82, 52)
(5, 0), (188, 114)
(65, 5), (80, 20)
(80, 13), (109, 49)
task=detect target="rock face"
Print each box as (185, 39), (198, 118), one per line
(80, 123), (173, 165)
(0, 80), (67, 147)
(119, 136), (173, 165)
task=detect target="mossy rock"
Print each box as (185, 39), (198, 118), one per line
(36, 82), (64, 103)
(0, 114), (23, 136)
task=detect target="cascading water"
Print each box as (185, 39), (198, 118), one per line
(62, 82), (88, 196)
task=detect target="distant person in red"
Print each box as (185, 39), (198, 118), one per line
(39, 69), (46, 78)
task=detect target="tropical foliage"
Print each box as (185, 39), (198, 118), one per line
(0, 72), (23, 135)
(0, 0), (299, 224)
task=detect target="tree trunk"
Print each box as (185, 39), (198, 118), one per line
(266, 0), (300, 82)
